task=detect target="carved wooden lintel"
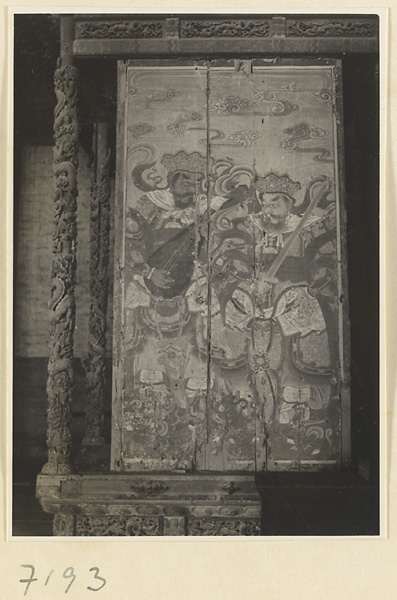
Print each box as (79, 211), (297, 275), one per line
(71, 15), (378, 48)
(83, 122), (111, 446)
(42, 58), (79, 475)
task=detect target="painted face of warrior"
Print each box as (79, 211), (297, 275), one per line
(261, 194), (292, 229)
(169, 171), (203, 207)
(171, 172), (195, 196)
(141, 162), (168, 189)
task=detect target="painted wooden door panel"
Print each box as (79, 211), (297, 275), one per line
(112, 61), (348, 473)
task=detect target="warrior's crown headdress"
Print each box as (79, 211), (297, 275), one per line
(161, 151), (209, 174)
(255, 172), (301, 197)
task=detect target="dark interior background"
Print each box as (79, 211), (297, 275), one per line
(13, 14), (380, 535)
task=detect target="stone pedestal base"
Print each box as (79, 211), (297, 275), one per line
(36, 473), (261, 536)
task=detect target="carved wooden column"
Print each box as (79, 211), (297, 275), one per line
(42, 16), (79, 475)
(83, 122), (111, 446)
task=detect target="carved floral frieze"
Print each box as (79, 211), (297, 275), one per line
(188, 519), (261, 536)
(75, 515), (161, 536)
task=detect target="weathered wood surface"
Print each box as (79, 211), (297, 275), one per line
(36, 471), (373, 535)
(73, 37), (378, 58)
(71, 15), (378, 58)
(37, 472), (261, 536)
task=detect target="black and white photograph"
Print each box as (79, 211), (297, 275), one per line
(11, 11), (381, 539)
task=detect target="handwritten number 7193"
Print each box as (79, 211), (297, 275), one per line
(20, 564), (107, 595)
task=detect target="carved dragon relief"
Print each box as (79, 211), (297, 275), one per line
(180, 20), (270, 38)
(75, 20), (163, 39)
(286, 19), (377, 37)
(42, 61), (79, 475)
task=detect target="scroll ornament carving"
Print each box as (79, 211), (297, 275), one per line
(188, 519), (261, 536)
(76, 516), (128, 536)
(83, 134), (111, 445)
(42, 62), (79, 475)
(76, 21), (163, 39)
(75, 516), (161, 536)
(127, 517), (161, 536)
(286, 19), (377, 37)
(181, 20), (270, 38)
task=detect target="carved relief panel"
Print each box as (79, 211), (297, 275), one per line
(112, 60), (349, 473)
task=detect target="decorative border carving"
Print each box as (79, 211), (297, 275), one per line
(60, 515), (261, 536)
(42, 61), (79, 475)
(75, 515), (161, 535)
(127, 517), (161, 536)
(188, 518), (261, 536)
(76, 516), (128, 535)
(74, 16), (378, 41)
(286, 19), (377, 38)
(75, 20), (163, 39)
(180, 20), (270, 38)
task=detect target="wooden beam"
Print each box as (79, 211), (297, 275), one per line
(73, 36), (378, 57)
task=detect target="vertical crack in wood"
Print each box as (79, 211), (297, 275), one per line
(83, 122), (111, 446)
(42, 59), (79, 475)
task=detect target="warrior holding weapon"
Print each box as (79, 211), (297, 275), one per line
(211, 173), (336, 442)
(247, 175), (335, 431)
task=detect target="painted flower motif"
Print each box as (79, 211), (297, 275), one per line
(251, 353), (270, 372)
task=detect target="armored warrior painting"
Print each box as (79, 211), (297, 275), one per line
(114, 64), (346, 473)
